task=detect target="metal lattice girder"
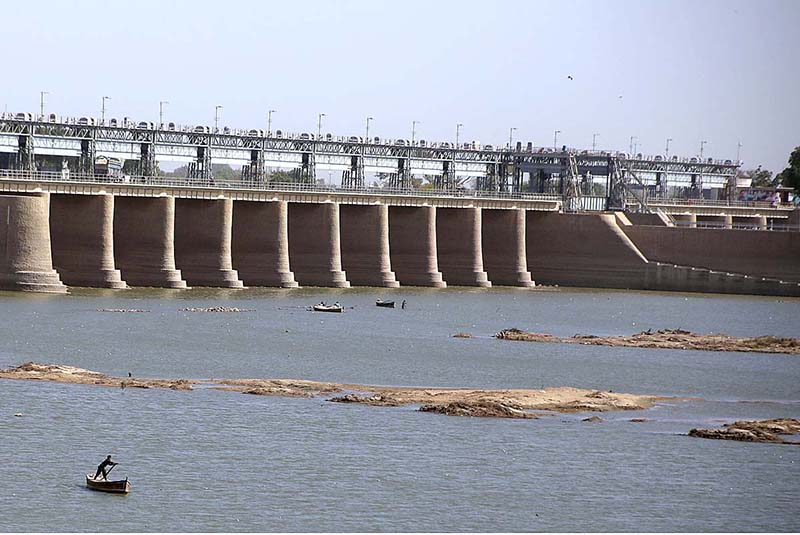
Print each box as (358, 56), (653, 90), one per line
(300, 152), (315, 183)
(562, 152), (582, 212)
(0, 117), (740, 192)
(16, 135), (35, 171)
(78, 138), (95, 174)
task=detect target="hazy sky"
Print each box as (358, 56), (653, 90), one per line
(2, 0), (798, 172)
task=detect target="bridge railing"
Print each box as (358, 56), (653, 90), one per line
(0, 169), (562, 203)
(649, 198), (795, 210)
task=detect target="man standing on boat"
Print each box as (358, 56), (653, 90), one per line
(94, 455), (117, 481)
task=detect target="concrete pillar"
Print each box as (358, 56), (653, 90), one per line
(174, 198), (243, 288)
(339, 204), (399, 287)
(113, 196), (187, 288)
(436, 207), (491, 287)
(231, 200), (297, 287)
(0, 193), (66, 293)
(672, 213), (697, 228)
(388, 206), (446, 287)
(50, 194), (126, 288)
(723, 215), (733, 229)
(481, 208), (534, 287)
(287, 202), (349, 287)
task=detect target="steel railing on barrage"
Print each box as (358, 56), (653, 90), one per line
(0, 169), (563, 203)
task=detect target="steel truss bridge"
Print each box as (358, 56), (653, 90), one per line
(0, 115), (740, 212)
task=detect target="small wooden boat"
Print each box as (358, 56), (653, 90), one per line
(312, 303), (343, 313)
(86, 474), (130, 494)
(375, 300), (395, 308)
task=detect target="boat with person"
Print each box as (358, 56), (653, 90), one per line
(312, 302), (343, 313)
(375, 300), (395, 308)
(85, 474), (131, 494)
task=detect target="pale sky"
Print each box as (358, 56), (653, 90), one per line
(2, 0), (798, 173)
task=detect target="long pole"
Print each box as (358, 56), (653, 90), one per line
(40, 91), (48, 117)
(317, 113), (325, 139)
(700, 140), (707, 159)
(268, 109), (276, 136)
(159, 101), (168, 127)
(214, 105), (223, 132)
(592, 133), (599, 151)
(412, 120), (419, 145)
(736, 141), (742, 162)
(365, 116), (373, 141)
(456, 123), (463, 149)
(101, 96), (110, 125)
(509, 127), (517, 150)
(629, 136), (636, 154)
(554, 130), (561, 150)
(665, 138), (672, 158)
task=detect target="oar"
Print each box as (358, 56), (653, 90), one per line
(104, 463), (118, 479)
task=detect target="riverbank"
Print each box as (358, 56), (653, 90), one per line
(493, 328), (800, 354)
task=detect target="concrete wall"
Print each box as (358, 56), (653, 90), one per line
(388, 206), (445, 287)
(174, 198), (243, 287)
(435, 207), (490, 287)
(287, 202), (349, 287)
(526, 212), (649, 289)
(113, 196), (187, 288)
(231, 200), (297, 287)
(0, 193), (66, 292)
(482, 208), (534, 287)
(339, 204), (399, 287)
(622, 225), (800, 283)
(50, 194), (126, 288)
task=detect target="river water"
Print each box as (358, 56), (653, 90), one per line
(0, 287), (798, 532)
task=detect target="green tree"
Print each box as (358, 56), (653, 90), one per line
(775, 146), (800, 193)
(740, 166), (775, 187)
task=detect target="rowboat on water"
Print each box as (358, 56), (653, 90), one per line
(375, 300), (395, 308)
(312, 302), (343, 313)
(85, 474), (131, 494)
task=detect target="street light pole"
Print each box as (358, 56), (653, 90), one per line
(592, 133), (599, 151)
(101, 96), (110, 125)
(736, 141), (742, 162)
(456, 123), (463, 149)
(629, 136), (637, 154)
(665, 138), (673, 158)
(700, 140), (708, 159)
(509, 127), (517, 150)
(365, 116), (373, 141)
(317, 113), (325, 139)
(412, 120), (420, 145)
(267, 110), (276, 137)
(40, 91), (48, 118)
(554, 130), (561, 150)
(214, 105), (223, 131)
(159, 101), (168, 127)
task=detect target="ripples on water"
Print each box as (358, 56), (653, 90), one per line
(0, 287), (798, 531)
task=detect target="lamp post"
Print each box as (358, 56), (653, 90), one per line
(214, 105), (223, 131)
(736, 141), (742, 163)
(700, 140), (708, 159)
(365, 116), (373, 141)
(592, 133), (599, 151)
(554, 130), (561, 150)
(455, 123), (463, 149)
(40, 91), (48, 118)
(509, 127), (517, 150)
(665, 138), (673, 158)
(101, 96), (110, 125)
(317, 113), (325, 139)
(267, 109), (276, 136)
(412, 120), (420, 145)
(159, 101), (168, 128)
(629, 136), (637, 154)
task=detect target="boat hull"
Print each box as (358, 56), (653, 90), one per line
(85, 474), (130, 494)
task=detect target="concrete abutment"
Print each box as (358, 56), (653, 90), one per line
(388, 206), (446, 287)
(231, 200), (297, 287)
(288, 202), (349, 287)
(481, 208), (534, 287)
(339, 204), (399, 287)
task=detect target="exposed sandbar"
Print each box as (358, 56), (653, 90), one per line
(0, 362), (195, 390)
(688, 419), (800, 444)
(495, 328), (800, 354)
(220, 378), (664, 415)
(2, 363), (667, 418)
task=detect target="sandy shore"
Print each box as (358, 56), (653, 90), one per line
(493, 328), (800, 354)
(2, 362), (664, 418)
